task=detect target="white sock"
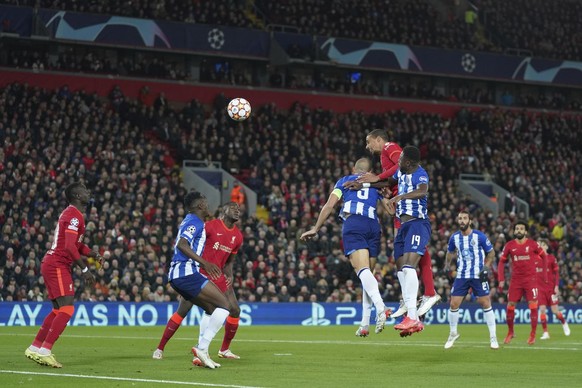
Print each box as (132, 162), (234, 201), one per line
(28, 345), (39, 352)
(357, 268), (385, 315)
(449, 308), (459, 334)
(402, 267), (419, 320)
(38, 347), (51, 356)
(397, 270), (405, 300)
(197, 308), (229, 351)
(198, 313), (211, 346)
(361, 290), (372, 326)
(484, 308), (496, 338)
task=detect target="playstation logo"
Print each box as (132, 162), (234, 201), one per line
(301, 303), (331, 326)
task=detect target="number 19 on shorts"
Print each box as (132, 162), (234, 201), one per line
(411, 235), (421, 246)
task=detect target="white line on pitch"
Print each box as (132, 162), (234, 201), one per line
(0, 370), (265, 388)
(1, 332), (578, 351)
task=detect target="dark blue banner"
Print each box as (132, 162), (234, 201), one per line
(0, 5), (32, 36)
(315, 36), (582, 86)
(1, 302), (580, 326)
(35, 8), (269, 58)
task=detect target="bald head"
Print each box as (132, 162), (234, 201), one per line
(354, 158), (372, 174)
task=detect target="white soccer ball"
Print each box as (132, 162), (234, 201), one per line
(227, 98), (251, 121)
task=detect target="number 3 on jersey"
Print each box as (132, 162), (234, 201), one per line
(356, 188), (369, 199)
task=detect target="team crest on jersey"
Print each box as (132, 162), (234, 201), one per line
(68, 218), (79, 231)
(231, 236), (236, 244)
(525, 246), (530, 253)
(183, 225), (196, 238)
(470, 239), (477, 246)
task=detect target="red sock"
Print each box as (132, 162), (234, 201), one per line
(220, 316), (240, 352)
(32, 309), (58, 348)
(556, 311), (566, 324)
(540, 313), (548, 331)
(506, 305), (515, 333)
(419, 250), (436, 296)
(41, 306), (74, 351)
(157, 313), (183, 351)
(529, 302), (538, 333)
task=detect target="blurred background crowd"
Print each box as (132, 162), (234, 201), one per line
(1, 82), (580, 305)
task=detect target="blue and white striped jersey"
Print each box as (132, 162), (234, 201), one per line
(333, 174), (382, 221)
(447, 230), (493, 279)
(168, 213), (206, 281)
(393, 166), (429, 219)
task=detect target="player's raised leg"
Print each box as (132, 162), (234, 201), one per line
(350, 249), (389, 334)
(218, 287), (242, 359)
(36, 296), (76, 368)
(356, 290), (372, 337)
(191, 281), (230, 369)
(153, 298), (194, 359)
(418, 249), (441, 316)
(26, 307), (58, 364)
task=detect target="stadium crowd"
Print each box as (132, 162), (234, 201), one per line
(3, 45), (581, 112)
(3, 0), (581, 61)
(0, 82), (580, 306)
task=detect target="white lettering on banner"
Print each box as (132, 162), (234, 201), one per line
(301, 303), (331, 326)
(137, 305), (157, 326)
(7, 305), (26, 326)
(24, 304), (42, 325)
(187, 306), (204, 326)
(73, 305), (92, 326)
(239, 304), (252, 326)
(93, 304), (108, 326)
(336, 307), (357, 325)
(118, 305), (135, 326)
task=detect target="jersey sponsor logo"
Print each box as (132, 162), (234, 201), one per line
(183, 225), (196, 238)
(217, 233), (223, 236)
(514, 255), (531, 261)
(68, 217), (80, 231)
(212, 241), (233, 253)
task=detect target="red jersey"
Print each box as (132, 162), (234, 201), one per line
(498, 238), (546, 282)
(201, 219), (243, 270)
(536, 253), (559, 291)
(44, 205), (91, 266)
(378, 142), (402, 196)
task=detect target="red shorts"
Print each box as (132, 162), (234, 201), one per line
(199, 271), (229, 293)
(42, 260), (74, 300)
(393, 217), (401, 230)
(508, 279), (538, 303)
(538, 288), (559, 306)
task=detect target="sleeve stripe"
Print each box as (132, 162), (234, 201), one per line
(331, 188), (343, 199)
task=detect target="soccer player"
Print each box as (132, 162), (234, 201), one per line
(358, 129), (440, 318)
(24, 182), (102, 368)
(154, 202), (244, 361)
(443, 211), (499, 349)
(498, 221), (546, 345)
(301, 158), (391, 335)
(157, 191), (230, 369)
(536, 239), (570, 339)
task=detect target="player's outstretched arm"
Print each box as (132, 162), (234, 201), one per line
(388, 183), (428, 206)
(177, 238), (221, 279)
(444, 251), (456, 272)
(300, 192), (340, 241)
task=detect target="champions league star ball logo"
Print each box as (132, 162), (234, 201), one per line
(461, 53), (476, 73)
(208, 28), (225, 50)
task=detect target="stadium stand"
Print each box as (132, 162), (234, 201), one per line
(0, 82), (580, 305)
(2, 0), (581, 61)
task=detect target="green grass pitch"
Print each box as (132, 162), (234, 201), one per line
(0, 324), (580, 387)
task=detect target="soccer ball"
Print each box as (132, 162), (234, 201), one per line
(227, 98), (251, 121)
